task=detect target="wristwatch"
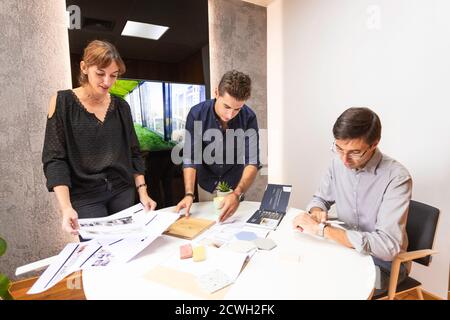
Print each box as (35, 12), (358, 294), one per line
(234, 191), (245, 202)
(185, 192), (195, 200)
(317, 222), (329, 237)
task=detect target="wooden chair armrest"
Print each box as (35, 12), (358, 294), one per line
(387, 249), (437, 300)
(395, 249), (438, 263)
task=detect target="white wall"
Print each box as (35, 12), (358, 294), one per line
(268, 0), (450, 298)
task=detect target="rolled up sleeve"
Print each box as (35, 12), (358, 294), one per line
(346, 174), (412, 261)
(244, 115), (261, 170)
(182, 112), (199, 169)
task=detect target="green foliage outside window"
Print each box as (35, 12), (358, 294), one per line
(134, 124), (175, 151)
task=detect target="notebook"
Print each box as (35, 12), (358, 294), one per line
(246, 184), (292, 230)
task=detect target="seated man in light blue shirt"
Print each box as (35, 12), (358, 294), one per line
(293, 107), (412, 295)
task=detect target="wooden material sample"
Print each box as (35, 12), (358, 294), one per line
(164, 217), (215, 240)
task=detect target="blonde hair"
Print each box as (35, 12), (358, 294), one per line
(78, 40), (126, 85)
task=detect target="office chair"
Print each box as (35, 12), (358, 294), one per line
(374, 200), (440, 300)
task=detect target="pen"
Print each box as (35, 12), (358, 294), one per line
(325, 220), (346, 225)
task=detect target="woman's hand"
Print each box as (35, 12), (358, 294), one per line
(61, 207), (80, 235)
(139, 190), (157, 211)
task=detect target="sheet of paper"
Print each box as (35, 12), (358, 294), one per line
(26, 209), (180, 294)
(28, 241), (101, 294)
(15, 256), (57, 276)
(84, 211), (181, 266)
(240, 226), (270, 239)
(194, 220), (270, 247)
(144, 265), (231, 300)
(197, 269), (233, 293)
(78, 204), (162, 239)
(160, 246), (248, 282)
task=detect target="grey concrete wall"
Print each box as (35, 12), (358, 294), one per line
(208, 0), (268, 200)
(0, 0), (73, 280)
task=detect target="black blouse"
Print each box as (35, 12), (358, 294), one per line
(42, 89), (145, 199)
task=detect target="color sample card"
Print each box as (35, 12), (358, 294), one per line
(193, 245), (206, 262)
(235, 231), (258, 241)
(197, 268), (232, 293)
(180, 243), (193, 259)
(253, 238), (277, 250)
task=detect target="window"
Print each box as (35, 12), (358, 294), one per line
(140, 82), (164, 136)
(169, 83), (206, 142)
(123, 80), (206, 143)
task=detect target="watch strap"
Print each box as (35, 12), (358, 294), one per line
(318, 222), (328, 237)
(185, 192), (195, 200)
(234, 190), (245, 202)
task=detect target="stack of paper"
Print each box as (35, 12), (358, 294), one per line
(24, 204), (180, 295)
(145, 246), (249, 296)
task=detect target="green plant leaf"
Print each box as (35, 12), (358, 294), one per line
(0, 273), (12, 300)
(217, 181), (231, 192)
(0, 237), (6, 257)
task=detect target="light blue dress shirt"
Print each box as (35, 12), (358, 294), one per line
(306, 149), (412, 261)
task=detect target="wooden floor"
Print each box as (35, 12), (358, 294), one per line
(8, 272), (443, 300)
(394, 291), (438, 300)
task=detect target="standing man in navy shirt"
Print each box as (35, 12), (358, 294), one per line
(175, 70), (261, 222)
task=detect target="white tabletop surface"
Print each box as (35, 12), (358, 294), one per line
(82, 201), (376, 300)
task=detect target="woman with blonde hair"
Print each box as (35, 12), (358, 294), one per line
(42, 40), (156, 238)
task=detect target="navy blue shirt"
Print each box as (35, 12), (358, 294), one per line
(183, 99), (261, 193)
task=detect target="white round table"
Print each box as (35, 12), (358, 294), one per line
(82, 201), (376, 299)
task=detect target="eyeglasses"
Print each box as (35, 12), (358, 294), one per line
(331, 141), (371, 160)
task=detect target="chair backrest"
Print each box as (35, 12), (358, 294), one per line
(406, 200), (440, 266)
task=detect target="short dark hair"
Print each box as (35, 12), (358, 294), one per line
(333, 107), (382, 145)
(218, 70), (251, 101)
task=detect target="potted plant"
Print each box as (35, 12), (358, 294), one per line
(213, 182), (233, 216)
(0, 236), (13, 300)
(216, 181), (233, 197)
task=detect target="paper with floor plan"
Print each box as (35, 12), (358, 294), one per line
(26, 207), (180, 294)
(91, 211), (181, 264)
(78, 203), (162, 239)
(27, 241), (102, 294)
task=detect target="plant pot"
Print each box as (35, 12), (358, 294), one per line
(213, 196), (224, 216)
(213, 190), (233, 217)
(216, 189), (233, 197)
